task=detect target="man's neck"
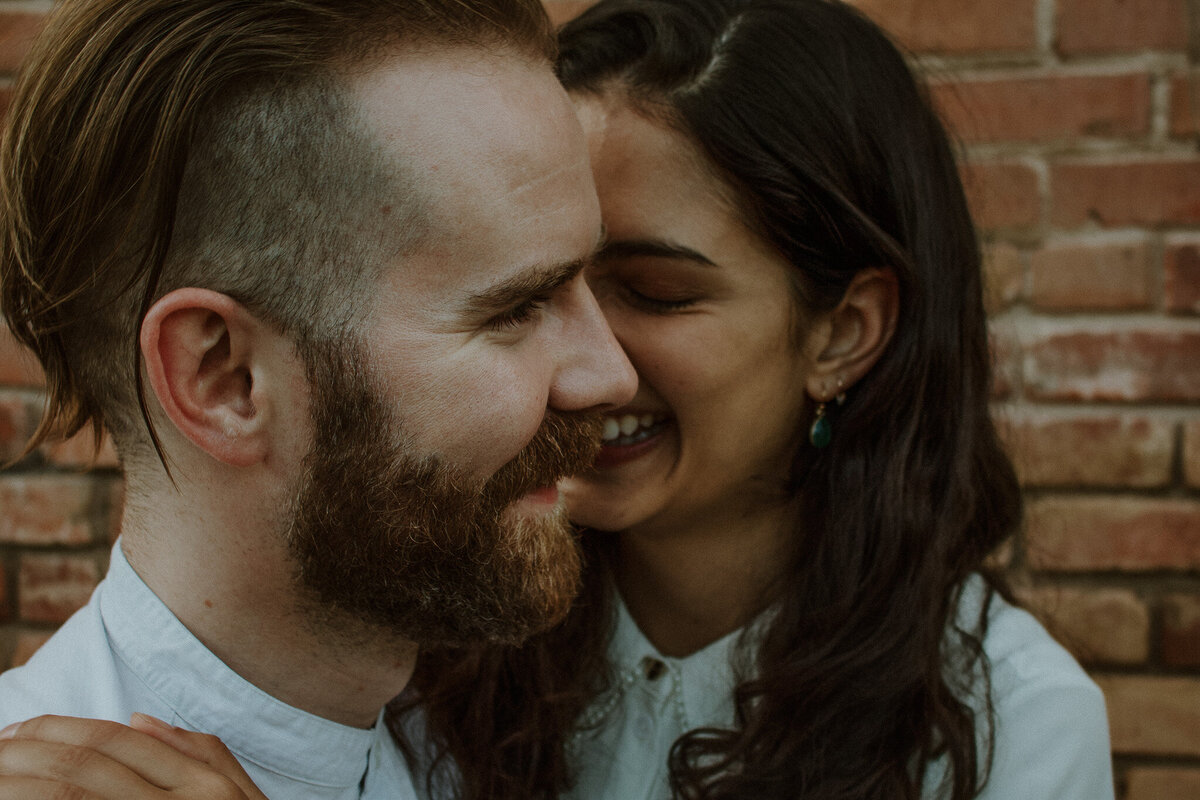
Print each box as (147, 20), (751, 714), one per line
(120, 506), (416, 729)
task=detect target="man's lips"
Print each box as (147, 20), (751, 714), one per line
(522, 485), (559, 505)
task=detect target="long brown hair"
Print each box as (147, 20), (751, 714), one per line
(392, 1), (1022, 798)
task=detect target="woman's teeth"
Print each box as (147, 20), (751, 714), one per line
(602, 414), (663, 446)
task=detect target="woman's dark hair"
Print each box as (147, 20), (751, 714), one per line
(390, 1), (1023, 798)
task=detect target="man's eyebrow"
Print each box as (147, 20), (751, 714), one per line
(463, 256), (590, 315)
(598, 238), (718, 267)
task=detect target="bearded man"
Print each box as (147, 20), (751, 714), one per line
(0, 0), (635, 797)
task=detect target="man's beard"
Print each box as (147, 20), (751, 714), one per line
(284, 341), (603, 647)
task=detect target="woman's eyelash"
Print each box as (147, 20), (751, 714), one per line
(623, 287), (697, 312)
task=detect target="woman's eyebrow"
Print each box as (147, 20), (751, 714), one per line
(598, 238), (718, 267)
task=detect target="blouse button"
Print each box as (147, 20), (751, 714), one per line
(641, 657), (666, 680)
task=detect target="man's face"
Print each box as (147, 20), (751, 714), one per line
(286, 340), (603, 645)
(284, 48), (635, 644)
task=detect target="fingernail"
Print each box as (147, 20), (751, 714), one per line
(0, 722), (20, 740)
(130, 712), (173, 732)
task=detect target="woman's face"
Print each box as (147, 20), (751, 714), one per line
(562, 96), (819, 535)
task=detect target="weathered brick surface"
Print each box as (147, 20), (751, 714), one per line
(1186, 419), (1200, 489)
(41, 429), (120, 470)
(1055, 0), (1189, 55)
(1165, 243), (1200, 315)
(1162, 593), (1200, 668)
(1026, 497), (1200, 571)
(852, 0), (1037, 54)
(962, 162), (1040, 230)
(1004, 414), (1172, 488)
(0, 390), (39, 464)
(0, 328), (45, 387)
(932, 74), (1150, 144)
(1125, 768), (1200, 800)
(988, 328), (1020, 399)
(1051, 161), (1200, 228)
(1024, 329), (1200, 402)
(1021, 586), (1149, 664)
(1170, 72), (1199, 138)
(1097, 675), (1200, 756)
(0, 475), (102, 546)
(982, 241), (1024, 313)
(18, 553), (100, 624)
(1029, 241), (1154, 311)
(10, 630), (50, 668)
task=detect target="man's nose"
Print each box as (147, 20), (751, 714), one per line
(547, 276), (637, 412)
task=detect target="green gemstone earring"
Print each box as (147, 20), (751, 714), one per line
(809, 401), (832, 448)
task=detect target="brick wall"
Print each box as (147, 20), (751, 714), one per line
(0, 1), (1195, 797)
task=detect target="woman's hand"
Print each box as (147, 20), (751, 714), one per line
(0, 714), (269, 799)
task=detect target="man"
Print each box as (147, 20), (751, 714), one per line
(0, 0), (635, 797)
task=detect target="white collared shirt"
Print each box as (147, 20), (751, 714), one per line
(566, 576), (1115, 800)
(0, 541), (417, 800)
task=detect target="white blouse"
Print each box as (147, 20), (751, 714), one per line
(565, 576), (1115, 800)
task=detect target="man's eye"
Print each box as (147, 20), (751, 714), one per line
(487, 295), (549, 331)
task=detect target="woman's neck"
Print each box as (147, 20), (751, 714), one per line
(614, 505), (794, 658)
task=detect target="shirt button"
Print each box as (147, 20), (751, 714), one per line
(641, 656), (666, 680)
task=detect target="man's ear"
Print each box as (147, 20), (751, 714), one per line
(802, 268), (899, 401)
(140, 288), (276, 467)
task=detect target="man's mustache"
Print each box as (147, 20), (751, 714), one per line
(481, 410), (605, 509)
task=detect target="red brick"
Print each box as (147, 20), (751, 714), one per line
(544, 0), (593, 25)
(18, 553), (99, 624)
(1126, 768), (1200, 800)
(1165, 243), (1200, 315)
(852, 0), (1036, 54)
(1021, 586), (1149, 664)
(933, 74), (1150, 144)
(982, 241), (1023, 312)
(1170, 72), (1199, 138)
(1029, 240), (1154, 310)
(0, 475), (100, 546)
(10, 630), (51, 668)
(1186, 419), (1200, 489)
(1163, 594), (1200, 668)
(0, 12), (46, 74)
(1096, 675), (1200, 756)
(988, 329), (1019, 399)
(1056, 0), (1188, 55)
(41, 429), (120, 470)
(962, 162), (1040, 230)
(1026, 497), (1200, 571)
(0, 327), (44, 387)
(0, 390), (39, 464)
(1025, 328), (1200, 402)
(1051, 160), (1200, 228)
(1004, 415), (1172, 488)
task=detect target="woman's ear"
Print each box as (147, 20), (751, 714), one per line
(803, 268), (899, 400)
(139, 288), (273, 466)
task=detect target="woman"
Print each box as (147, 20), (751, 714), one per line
(0, 0), (1112, 798)
(396, 1), (1113, 798)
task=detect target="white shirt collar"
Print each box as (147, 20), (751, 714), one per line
(101, 542), (385, 791)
